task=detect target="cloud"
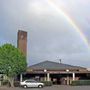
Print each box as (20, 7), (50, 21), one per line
(0, 0), (90, 67)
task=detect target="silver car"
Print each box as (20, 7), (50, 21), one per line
(20, 79), (44, 88)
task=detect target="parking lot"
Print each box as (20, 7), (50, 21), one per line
(1, 85), (90, 90)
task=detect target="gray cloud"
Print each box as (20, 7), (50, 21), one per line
(0, 0), (90, 67)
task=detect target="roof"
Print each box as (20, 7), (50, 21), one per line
(28, 61), (86, 71)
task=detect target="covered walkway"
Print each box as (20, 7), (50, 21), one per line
(21, 61), (90, 85)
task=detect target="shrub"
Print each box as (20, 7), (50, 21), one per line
(71, 80), (90, 86)
(41, 81), (53, 86)
(1, 80), (10, 87)
(1, 80), (20, 87)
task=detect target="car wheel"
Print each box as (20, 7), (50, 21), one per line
(38, 85), (43, 88)
(23, 85), (27, 88)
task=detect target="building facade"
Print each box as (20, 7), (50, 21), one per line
(25, 61), (90, 85)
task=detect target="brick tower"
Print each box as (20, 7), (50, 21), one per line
(17, 30), (27, 56)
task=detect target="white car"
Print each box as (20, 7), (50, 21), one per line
(20, 79), (44, 88)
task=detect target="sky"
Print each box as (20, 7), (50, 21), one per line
(0, 0), (90, 67)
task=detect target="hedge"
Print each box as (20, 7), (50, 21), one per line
(1, 80), (10, 87)
(71, 80), (90, 86)
(1, 80), (20, 87)
(41, 81), (53, 86)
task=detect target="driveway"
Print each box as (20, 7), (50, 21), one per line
(0, 85), (90, 90)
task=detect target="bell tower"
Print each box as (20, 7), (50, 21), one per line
(17, 30), (27, 56)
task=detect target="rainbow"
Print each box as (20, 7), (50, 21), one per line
(47, 0), (89, 48)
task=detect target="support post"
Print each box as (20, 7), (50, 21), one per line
(66, 69), (69, 85)
(0, 74), (2, 86)
(20, 74), (23, 82)
(47, 73), (50, 81)
(67, 76), (69, 85)
(44, 69), (47, 81)
(73, 73), (75, 81)
(44, 76), (47, 81)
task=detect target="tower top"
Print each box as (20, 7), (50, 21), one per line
(18, 30), (27, 33)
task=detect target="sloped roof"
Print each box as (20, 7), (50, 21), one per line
(28, 61), (86, 70)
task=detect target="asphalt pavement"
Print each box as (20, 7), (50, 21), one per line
(0, 85), (90, 90)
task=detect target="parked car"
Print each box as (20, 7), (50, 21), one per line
(20, 79), (44, 88)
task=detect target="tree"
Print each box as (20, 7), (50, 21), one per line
(0, 44), (27, 87)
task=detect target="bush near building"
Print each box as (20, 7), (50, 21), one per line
(1, 80), (10, 86)
(71, 80), (90, 86)
(41, 81), (53, 86)
(1, 80), (20, 87)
